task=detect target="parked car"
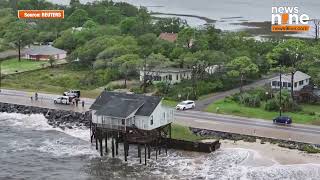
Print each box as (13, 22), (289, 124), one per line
(273, 116), (292, 125)
(54, 96), (71, 105)
(63, 90), (80, 98)
(176, 100), (195, 110)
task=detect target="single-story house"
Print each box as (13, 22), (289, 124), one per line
(90, 91), (174, 131)
(140, 68), (192, 84)
(159, 33), (178, 43)
(205, 65), (219, 75)
(269, 71), (311, 91)
(23, 45), (67, 61)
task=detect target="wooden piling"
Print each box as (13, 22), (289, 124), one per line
(138, 145), (141, 164)
(111, 137), (115, 158)
(155, 146), (158, 160)
(105, 132), (108, 153)
(90, 121), (92, 143)
(144, 144), (147, 165)
(124, 142), (127, 162)
(165, 144), (167, 155)
(115, 137), (119, 156)
(95, 135), (98, 150)
(148, 145), (151, 159)
(99, 137), (103, 156)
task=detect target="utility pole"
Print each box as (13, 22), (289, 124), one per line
(310, 19), (320, 41)
(143, 56), (147, 93)
(279, 64), (282, 116)
(0, 60), (2, 93)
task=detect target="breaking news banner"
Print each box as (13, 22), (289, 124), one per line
(18, 10), (64, 19)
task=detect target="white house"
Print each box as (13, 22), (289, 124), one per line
(205, 65), (219, 75)
(140, 68), (192, 84)
(23, 45), (67, 61)
(90, 91), (174, 131)
(269, 71), (311, 91)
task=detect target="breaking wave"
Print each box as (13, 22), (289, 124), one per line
(1, 112), (320, 179)
(0, 112), (98, 157)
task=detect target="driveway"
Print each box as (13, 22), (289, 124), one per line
(195, 74), (277, 111)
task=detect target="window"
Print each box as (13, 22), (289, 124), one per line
(169, 75), (172, 80)
(277, 81), (281, 87)
(176, 74), (179, 80)
(272, 81), (277, 86)
(150, 115), (153, 125)
(283, 82), (287, 87)
(154, 76), (161, 81)
(306, 79), (309, 83)
(288, 83), (292, 87)
(299, 80), (304, 86)
(121, 119), (125, 125)
(294, 82), (298, 87)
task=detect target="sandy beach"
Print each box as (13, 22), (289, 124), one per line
(221, 139), (320, 165)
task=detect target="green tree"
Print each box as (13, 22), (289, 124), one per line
(137, 33), (157, 56)
(113, 54), (141, 87)
(177, 28), (194, 48)
(105, 7), (122, 24)
(70, 0), (80, 8)
(227, 56), (259, 93)
(4, 20), (35, 61)
(154, 17), (187, 33)
(120, 17), (137, 34)
(268, 39), (307, 99)
(83, 19), (97, 29)
(48, 55), (56, 68)
(53, 29), (77, 53)
(67, 9), (89, 27)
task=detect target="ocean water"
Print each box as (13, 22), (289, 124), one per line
(49, 0), (320, 38)
(1, 112), (320, 180)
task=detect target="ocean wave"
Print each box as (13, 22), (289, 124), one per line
(37, 138), (99, 158)
(144, 148), (320, 180)
(0, 112), (98, 157)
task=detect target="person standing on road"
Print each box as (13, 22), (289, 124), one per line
(82, 100), (85, 108)
(35, 92), (38, 101)
(75, 98), (79, 107)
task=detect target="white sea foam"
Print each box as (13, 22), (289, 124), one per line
(37, 138), (98, 157)
(0, 112), (98, 157)
(145, 148), (320, 180)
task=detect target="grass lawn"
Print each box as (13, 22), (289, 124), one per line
(163, 99), (178, 107)
(1, 58), (48, 75)
(2, 65), (105, 98)
(206, 99), (320, 125)
(171, 124), (208, 142)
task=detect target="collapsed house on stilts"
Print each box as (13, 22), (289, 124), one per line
(89, 91), (174, 164)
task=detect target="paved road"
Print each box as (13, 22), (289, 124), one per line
(195, 75), (276, 111)
(175, 111), (320, 144)
(0, 89), (94, 112)
(0, 50), (18, 60)
(0, 89), (319, 144)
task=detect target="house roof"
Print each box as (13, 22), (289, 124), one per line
(90, 91), (163, 118)
(159, 33), (178, 43)
(24, 45), (67, 56)
(143, 68), (192, 73)
(270, 71), (311, 82)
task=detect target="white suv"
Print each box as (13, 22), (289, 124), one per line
(54, 96), (70, 105)
(176, 100), (195, 110)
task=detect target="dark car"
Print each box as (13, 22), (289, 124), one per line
(273, 116), (292, 125)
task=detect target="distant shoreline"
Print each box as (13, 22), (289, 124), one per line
(151, 12), (216, 24)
